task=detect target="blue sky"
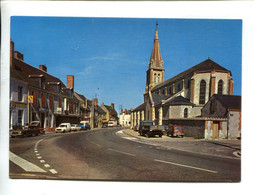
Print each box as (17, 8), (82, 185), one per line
(11, 17), (242, 112)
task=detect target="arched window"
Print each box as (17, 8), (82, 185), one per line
(218, 80), (223, 94)
(199, 80), (206, 104)
(162, 89), (165, 95)
(184, 108), (188, 118)
(154, 73), (157, 84)
(169, 87), (172, 95)
(158, 74), (161, 83)
(178, 83), (181, 92)
(187, 79), (190, 89)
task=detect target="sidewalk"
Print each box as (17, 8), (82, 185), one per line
(123, 129), (241, 159)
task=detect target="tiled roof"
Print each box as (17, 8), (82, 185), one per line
(104, 105), (118, 117)
(152, 58), (231, 91)
(152, 93), (171, 106)
(163, 95), (194, 106)
(213, 94), (241, 110)
(11, 58), (70, 97)
(132, 102), (146, 112)
(95, 105), (106, 114)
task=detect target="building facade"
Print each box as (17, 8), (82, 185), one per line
(131, 24), (240, 139)
(119, 109), (131, 127)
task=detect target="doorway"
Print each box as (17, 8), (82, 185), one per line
(213, 122), (219, 138)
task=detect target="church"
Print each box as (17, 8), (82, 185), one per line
(131, 24), (241, 139)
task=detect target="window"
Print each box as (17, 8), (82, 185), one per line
(218, 80), (223, 94)
(178, 83), (181, 92)
(162, 89), (165, 94)
(186, 80), (190, 89)
(18, 110), (23, 125)
(59, 98), (62, 108)
(199, 80), (206, 104)
(169, 87), (172, 95)
(49, 96), (53, 109)
(32, 91), (37, 106)
(184, 108), (188, 118)
(158, 74), (161, 83)
(18, 86), (23, 101)
(154, 73), (157, 84)
(41, 93), (46, 108)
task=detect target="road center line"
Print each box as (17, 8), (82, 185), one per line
(9, 151), (46, 173)
(108, 148), (136, 156)
(154, 159), (217, 174)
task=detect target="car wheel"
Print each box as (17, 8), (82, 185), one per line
(159, 134), (162, 137)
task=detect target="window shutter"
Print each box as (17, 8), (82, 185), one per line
(33, 91), (37, 106)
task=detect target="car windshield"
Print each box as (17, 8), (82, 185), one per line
(60, 125), (67, 127)
(142, 122), (153, 126)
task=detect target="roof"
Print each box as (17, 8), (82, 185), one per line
(132, 102), (146, 112)
(149, 29), (164, 69)
(152, 58), (231, 91)
(11, 57), (70, 97)
(212, 94), (241, 110)
(163, 96), (194, 106)
(152, 93), (171, 106)
(95, 105), (106, 115)
(103, 105), (118, 117)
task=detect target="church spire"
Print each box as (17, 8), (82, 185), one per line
(149, 22), (163, 68)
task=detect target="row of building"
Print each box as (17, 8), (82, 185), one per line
(131, 25), (241, 140)
(9, 40), (118, 131)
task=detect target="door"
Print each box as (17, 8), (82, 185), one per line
(213, 122), (219, 138)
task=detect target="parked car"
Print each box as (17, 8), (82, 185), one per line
(10, 121), (44, 138)
(55, 123), (71, 133)
(166, 125), (184, 137)
(71, 124), (81, 131)
(102, 123), (108, 128)
(138, 121), (164, 138)
(80, 121), (91, 130)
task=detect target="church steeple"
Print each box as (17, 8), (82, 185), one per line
(145, 22), (165, 99)
(148, 21), (164, 69)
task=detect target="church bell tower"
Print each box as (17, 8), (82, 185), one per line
(144, 22), (165, 102)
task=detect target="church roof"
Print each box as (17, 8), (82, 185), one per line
(152, 93), (171, 106)
(149, 28), (164, 69)
(152, 58), (231, 91)
(132, 102), (146, 112)
(163, 96), (194, 106)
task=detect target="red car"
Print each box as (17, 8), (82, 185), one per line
(166, 125), (184, 137)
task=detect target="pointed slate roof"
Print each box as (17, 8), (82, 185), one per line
(148, 28), (164, 69)
(152, 58), (231, 91)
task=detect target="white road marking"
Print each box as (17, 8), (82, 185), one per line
(44, 164), (50, 168)
(9, 151), (46, 173)
(36, 153), (40, 156)
(108, 148), (136, 156)
(40, 160), (45, 163)
(49, 169), (58, 174)
(34, 150), (38, 153)
(92, 142), (102, 147)
(154, 159), (218, 174)
(122, 137), (139, 140)
(37, 156), (42, 159)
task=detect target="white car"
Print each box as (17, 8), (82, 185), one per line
(55, 123), (71, 133)
(71, 124), (81, 131)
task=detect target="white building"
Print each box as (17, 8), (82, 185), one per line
(119, 109), (131, 127)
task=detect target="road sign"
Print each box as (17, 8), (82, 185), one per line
(28, 95), (33, 103)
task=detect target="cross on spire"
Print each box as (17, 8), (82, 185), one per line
(156, 20), (158, 30)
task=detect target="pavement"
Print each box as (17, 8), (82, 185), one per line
(122, 128), (241, 159)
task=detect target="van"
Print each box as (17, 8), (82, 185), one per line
(55, 123), (71, 133)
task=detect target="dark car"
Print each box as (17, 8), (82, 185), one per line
(102, 123), (108, 128)
(138, 121), (164, 138)
(85, 122), (91, 130)
(166, 125), (184, 137)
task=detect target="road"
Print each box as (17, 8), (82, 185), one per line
(9, 128), (240, 181)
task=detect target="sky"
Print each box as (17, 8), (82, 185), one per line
(11, 17), (242, 113)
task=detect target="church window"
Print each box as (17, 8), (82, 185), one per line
(199, 80), (206, 104)
(154, 73), (157, 84)
(218, 80), (223, 94)
(162, 89), (165, 94)
(169, 86), (172, 95)
(158, 74), (161, 83)
(184, 108), (188, 118)
(178, 83), (181, 92)
(186, 79), (190, 89)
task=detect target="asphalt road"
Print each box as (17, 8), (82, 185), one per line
(9, 128), (240, 181)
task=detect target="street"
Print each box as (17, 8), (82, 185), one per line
(9, 128), (240, 181)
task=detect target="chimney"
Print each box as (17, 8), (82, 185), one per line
(125, 109), (127, 114)
(121, 109), (123, 114)
(67, 75), (74, 89)
(94, 98), (98, 106)
(14, 51), (24, 61)
(10, 39), (14, 67)
(39, 64), (47, 72)
(111, 103), (114, 109)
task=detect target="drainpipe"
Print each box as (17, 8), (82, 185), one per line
(227, 109), (229, 139)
